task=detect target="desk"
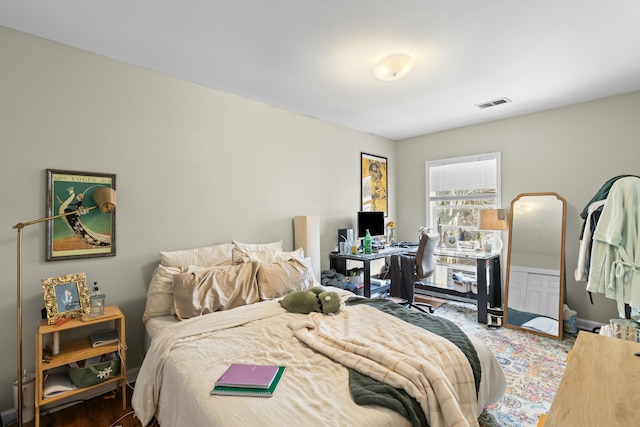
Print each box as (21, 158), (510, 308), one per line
(329, 247), (408, 297)
(429, 249), (502, 324)
(545, 331), (640, 426)
(329, 247), (501, 324)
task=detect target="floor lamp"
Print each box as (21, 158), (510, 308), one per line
(12, 187), (116, 426)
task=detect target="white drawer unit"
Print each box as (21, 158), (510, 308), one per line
(508, 266), (560, 319)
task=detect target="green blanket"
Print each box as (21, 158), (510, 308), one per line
(345, 298), (482, 427)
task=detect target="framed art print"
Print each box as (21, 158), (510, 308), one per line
(46, 169), (116, 261)
(42, 272), (90, 324)
(360, 153), (388, 216)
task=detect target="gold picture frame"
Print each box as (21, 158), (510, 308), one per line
(42, 272), (90, 324)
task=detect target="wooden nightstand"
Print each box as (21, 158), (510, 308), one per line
(544, 331), (640, 426)
(34, 306), (127, 427)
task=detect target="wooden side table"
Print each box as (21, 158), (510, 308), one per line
(34, 306), (127, 427)
(544, 331), (640, 426)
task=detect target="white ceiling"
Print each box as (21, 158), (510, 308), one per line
(2, 1), (640, 140)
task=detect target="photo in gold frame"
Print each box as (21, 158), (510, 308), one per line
(42, 272), (90, 324)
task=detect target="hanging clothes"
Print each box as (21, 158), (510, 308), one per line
(579, 174), (637, 219)
(575, 199), (606, 282)
(587, 176), (640, 317)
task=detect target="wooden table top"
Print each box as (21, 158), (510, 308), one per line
(545, 330), (640, 426)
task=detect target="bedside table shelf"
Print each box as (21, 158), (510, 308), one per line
(34, 306), (127, 427)
(42, 339), (121, 370)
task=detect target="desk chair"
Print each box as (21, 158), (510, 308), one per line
(389, 230), (439, 313)
(416, 230), (439, 281)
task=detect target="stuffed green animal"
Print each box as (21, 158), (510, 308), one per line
(280, 286), (342, 315)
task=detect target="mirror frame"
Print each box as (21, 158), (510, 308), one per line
(503, 192), (567, 340)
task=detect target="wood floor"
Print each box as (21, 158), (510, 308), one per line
(24, 386), (147, 427)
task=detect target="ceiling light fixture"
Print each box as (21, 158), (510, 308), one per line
(373, 53), (414, 81)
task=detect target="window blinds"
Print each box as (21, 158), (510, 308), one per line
(428, 157), (497, 195)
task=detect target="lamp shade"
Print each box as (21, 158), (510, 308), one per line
(93, 187), (116, 213)
(373, 53), (414, 81)
(479, 209), (508, 230)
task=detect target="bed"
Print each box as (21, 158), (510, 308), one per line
(132, 241), (506, 427)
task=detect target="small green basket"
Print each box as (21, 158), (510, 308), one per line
(68, 357), (120, 388)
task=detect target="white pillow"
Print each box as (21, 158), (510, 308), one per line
(232, 239), (283, 251)
(233, 248), (279, 264)
(143, 265), (181, 322)
(160, 243), (234, 267)
(231, 240), (284, 265)
(234, 247), (305, 264)
(279, 247), (305, 260)
(301, 256), (321, 287)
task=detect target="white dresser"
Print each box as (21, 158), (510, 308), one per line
(507, 265), (560, 319)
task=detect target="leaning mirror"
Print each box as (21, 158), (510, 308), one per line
(504, 192), (566, 339)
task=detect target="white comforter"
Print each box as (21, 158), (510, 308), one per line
(290, 305), (478, 427)
(132, 295), (505, 427)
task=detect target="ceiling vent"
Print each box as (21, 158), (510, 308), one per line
(476, 97), (512, 109)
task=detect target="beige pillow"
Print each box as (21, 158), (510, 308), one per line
(231, 240), (284, 265)
(160, 243), (234, 267)
(256, 258), (314, 300)
(143, 265), (181, 323)
(172, 262), (261, 320)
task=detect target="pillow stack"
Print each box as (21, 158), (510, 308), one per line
(142, 240), (318, 321)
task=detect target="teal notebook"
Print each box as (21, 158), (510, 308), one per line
(210, 366), (285, 397)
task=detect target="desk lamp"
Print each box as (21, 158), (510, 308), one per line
(12, 187), (116, 426)
(479, 209), (508, 253)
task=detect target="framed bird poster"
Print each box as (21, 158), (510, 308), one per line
(46, 169), (116, 261)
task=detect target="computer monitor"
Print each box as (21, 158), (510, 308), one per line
(357, 211), (385, 238)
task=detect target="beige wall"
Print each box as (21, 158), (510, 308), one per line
(396, 90), (640, 327)
(2, 23), (639, 412)
(0, 26), (396, 409)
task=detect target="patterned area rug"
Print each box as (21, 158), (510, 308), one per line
(432, 301), (576, 427)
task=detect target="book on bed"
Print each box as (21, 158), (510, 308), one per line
(211, 365), (285, 397)
(214, 363), (281, 389)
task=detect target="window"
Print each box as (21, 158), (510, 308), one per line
(426, 152), (501, 246)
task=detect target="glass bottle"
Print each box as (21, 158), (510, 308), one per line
(364, 229), (372, 254)
(89, 281), (105, 317)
